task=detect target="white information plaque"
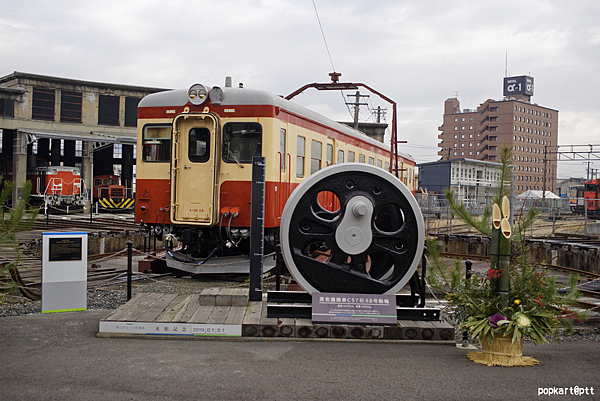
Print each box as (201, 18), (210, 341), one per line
(99, 321), (242, 337)
(42, 232), (88, 313)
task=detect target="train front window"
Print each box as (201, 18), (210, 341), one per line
(585, 184), (596, 192)
(222, 122), (262, 164)
(189, 128), (210, 162)
(142, 125), (171, 162)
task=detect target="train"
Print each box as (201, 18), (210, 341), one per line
(569, 179), (600, 216)
(94, 174), (135, 211)
(135, 81), (416, 273)
(568, 184), (585, 214)
(31, 166), (86, 208)
(1, 163), (134, 211)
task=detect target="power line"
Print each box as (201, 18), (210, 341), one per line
(312, 0), (335, 72)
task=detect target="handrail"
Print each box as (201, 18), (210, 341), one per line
(278, 151), (283, 218)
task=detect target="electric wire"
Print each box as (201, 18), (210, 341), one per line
(312, 0), (335, 73)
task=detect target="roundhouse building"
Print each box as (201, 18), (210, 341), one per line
(0, 71), (166, 205)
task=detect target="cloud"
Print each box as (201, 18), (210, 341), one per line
(1, 0), (599, 178)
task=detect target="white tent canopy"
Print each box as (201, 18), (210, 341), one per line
(515, 190), (560, 199)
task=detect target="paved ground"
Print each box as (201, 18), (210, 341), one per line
(0, 310), (599, 401)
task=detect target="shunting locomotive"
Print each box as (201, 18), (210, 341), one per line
(135, 80), (416, 273)
(568, 180), (600, 216)
(31, 165), (86, 208)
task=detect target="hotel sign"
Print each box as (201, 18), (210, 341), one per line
(503, 75), (534, 97)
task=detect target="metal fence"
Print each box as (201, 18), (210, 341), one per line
(415, 193), (599, 237)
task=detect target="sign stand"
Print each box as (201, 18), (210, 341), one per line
(42, 232), (88, 313)
(249, 157), (266, 301)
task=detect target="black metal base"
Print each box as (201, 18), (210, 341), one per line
(268, 245), (437, 321)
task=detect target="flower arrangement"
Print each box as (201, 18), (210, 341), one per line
(438, 255), (584, 346)
(426, 146), (586, 351)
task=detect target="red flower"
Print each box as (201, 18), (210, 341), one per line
(486, 269), (504, 280)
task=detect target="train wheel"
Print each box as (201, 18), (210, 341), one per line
(280, 163), (424, 295)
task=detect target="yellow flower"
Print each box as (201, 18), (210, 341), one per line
(514, 299), (521, 305)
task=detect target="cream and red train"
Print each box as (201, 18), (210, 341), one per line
(135, 82), (416, 272)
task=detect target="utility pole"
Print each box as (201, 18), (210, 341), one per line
(372, 106), (387, 123)
(543, 145), (548, 204)
(583, 161), (594, 180)
(346, 91), (369, 130)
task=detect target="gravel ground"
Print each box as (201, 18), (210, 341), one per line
(2, 276), (599, 343)
(0, 275), (248, 317)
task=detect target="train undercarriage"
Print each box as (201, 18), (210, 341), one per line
(141, 222), (279, 275)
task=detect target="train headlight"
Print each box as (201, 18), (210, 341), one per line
(188, 84), (209, 105)
(209, 86), (224, 105)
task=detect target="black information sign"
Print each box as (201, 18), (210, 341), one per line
(49, 237), (82, 261)
(312, 292), (398, 325)
(249, 157), (266, 301)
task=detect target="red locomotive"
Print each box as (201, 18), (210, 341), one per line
(584, 178), (600, 216)
(32, 166), (86, 207)
(94, 174), (134, 210)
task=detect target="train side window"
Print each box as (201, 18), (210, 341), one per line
(348, 151), (355, 162)
(189, 127), (210, 162)
(359, 154), (365, 163)
(296, 136), (305, 178)
(223, 122), (262, 163)
(368, 157), (374, 165)
(142, 124), (172, 162)
(326, 144), (333, 166)
(311, 140), (322, 174)
(377, 159), (382, 168)
(280, 129), (286, 172)
(385, 162), (389, 171)
(338, 149), (344, 163)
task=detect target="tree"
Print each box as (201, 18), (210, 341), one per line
(0, 178), (39, 299)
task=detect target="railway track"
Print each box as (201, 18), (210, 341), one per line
(1, 249), (168, 301)
(32, 216), (140, 232)
(438, 251), (600, 280)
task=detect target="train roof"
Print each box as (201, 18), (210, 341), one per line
(139, 85), (415, 163)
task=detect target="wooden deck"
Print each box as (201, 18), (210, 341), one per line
(98, 288), (455, 342)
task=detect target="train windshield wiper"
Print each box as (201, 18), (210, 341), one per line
(228, 150), (244, 168)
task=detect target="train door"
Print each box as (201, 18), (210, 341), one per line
(170, 113), (220, 226)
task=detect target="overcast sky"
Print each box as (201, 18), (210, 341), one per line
(1, 0), (599, 178)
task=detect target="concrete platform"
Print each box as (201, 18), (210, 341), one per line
(98, 289), (455, 343)
(4, 310), (600, 400)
